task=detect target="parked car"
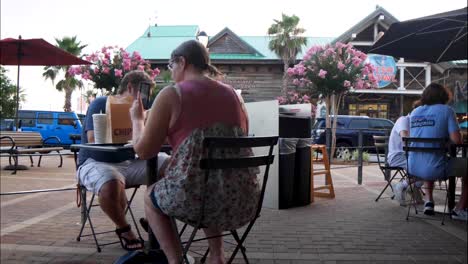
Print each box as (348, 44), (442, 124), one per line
(311, 115), (394, 157)
(17, 110), (82, 147)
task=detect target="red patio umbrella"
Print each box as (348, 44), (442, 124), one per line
(0, 36), (91, 130)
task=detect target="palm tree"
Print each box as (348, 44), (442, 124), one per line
(268, 14), (308, 94)
(43, 36), (87, 112)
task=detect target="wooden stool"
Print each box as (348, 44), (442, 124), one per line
(310, 144), (335, 202)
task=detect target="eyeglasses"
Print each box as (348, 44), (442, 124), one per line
(167, 59), (175, 70)
(167, 56), (183, 71)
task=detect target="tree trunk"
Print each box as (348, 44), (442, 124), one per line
(63, 86), (73, 112)
(330, 93), (344, 159)
(282, 61), (289, 94)
(325, 95), (331, 157)
(331, 94), (337, 157)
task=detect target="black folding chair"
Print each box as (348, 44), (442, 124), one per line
(373, 136), (408, 202)
(71, 146), (143, 252)
(171, 136), (278, 264)
(403, 137), (451, 225)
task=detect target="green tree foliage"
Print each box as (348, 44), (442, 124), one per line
(268, 13), (308, 94)
(43, 36), (87, 112)
(0, 66), (25, 118)
(152, 70), (173, 100)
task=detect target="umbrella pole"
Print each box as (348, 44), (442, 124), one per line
(15, 35), (22, 132)
(15, 64), (20, 131)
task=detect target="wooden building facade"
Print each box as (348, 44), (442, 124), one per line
(127, 7), (467, 122)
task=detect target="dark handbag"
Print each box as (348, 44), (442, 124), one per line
(113, 249), (168, 264)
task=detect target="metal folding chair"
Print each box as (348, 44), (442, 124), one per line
(373, 136), (408, 202)
(171, 136), (278, 264)
(403, 137), (451, 225)
(71, 146), (143, 252)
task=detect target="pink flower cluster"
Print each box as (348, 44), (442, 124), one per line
(288, 42), (378, 95)
(68, 46), (160, 91)
(277, 91), (311, 105)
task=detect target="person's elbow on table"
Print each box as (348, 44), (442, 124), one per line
(87, 130), (95, 143)
(133, 141), (157, 160)
(450, 130), (462, 145)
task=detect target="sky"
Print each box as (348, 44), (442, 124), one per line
(1, 0), (467, 113)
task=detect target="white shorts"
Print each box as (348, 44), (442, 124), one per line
(77, 153), (171, 194)
(388, 152), (407, 169)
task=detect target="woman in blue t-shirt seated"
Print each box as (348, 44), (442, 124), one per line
(408, 83), (467, 220)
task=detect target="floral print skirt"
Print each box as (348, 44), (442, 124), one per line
(152, 124), (260, 231)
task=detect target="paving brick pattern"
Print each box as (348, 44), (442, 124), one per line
(1, 155), (466, 263)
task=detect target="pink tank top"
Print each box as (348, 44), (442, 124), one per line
(168, 79), (247, 150)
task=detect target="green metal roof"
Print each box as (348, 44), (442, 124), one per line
(126, 25), (200, 60)
(144, 25), (199, 37)
(127, 36), (197, 60)
(126, 25), (334, 61)
(210, 53), (266, 60)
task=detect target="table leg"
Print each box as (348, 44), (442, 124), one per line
(448, 177), (456, 213)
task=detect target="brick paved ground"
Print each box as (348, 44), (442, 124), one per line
(1, 153), (466, 263)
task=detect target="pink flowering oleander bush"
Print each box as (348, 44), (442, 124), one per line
(68, 46), (160, 92)
(287, 42), (377, 96)
(277, 91), (311, 105)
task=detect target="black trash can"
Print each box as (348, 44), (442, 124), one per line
(279, 115), (312, 138)
(278, 138), (298, 209)
(294, 138), (312, 206)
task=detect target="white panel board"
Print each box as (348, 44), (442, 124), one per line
(245, 100), (279, 209)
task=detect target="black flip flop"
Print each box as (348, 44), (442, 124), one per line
(115, 225), (144, 251)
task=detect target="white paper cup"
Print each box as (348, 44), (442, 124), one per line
(92, 113), (107, 144)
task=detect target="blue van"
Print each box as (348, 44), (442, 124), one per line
(18, 110), (82, 146)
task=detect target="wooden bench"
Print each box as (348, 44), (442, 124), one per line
(0, 131), (64, 174)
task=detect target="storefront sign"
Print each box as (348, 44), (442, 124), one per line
(366, 54), (397, 88)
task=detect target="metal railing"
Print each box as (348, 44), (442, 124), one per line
(317, 128), (391, 185)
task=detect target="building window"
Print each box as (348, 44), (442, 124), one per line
(349, 103), (388, 119)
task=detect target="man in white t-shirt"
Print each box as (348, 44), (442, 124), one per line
(388, 115), (424, 206)
(388, 115), (409, 169)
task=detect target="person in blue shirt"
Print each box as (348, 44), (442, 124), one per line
(77, 70), (170, 250)
(409, 83), (467, 220)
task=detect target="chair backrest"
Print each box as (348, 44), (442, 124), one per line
(402, 137), (449, 177)
(199, 136), (278, 220)
(373, 135), (389, 167)
(402, 137), (448, 154)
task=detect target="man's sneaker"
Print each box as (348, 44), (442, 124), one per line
(451, 209), (468, 221)
(392, 182), (407, 206)
(423, 201), (435, 215)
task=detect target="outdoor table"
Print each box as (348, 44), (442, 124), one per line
(447, 143), (468, 212)
(70, 143), (170, 262)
